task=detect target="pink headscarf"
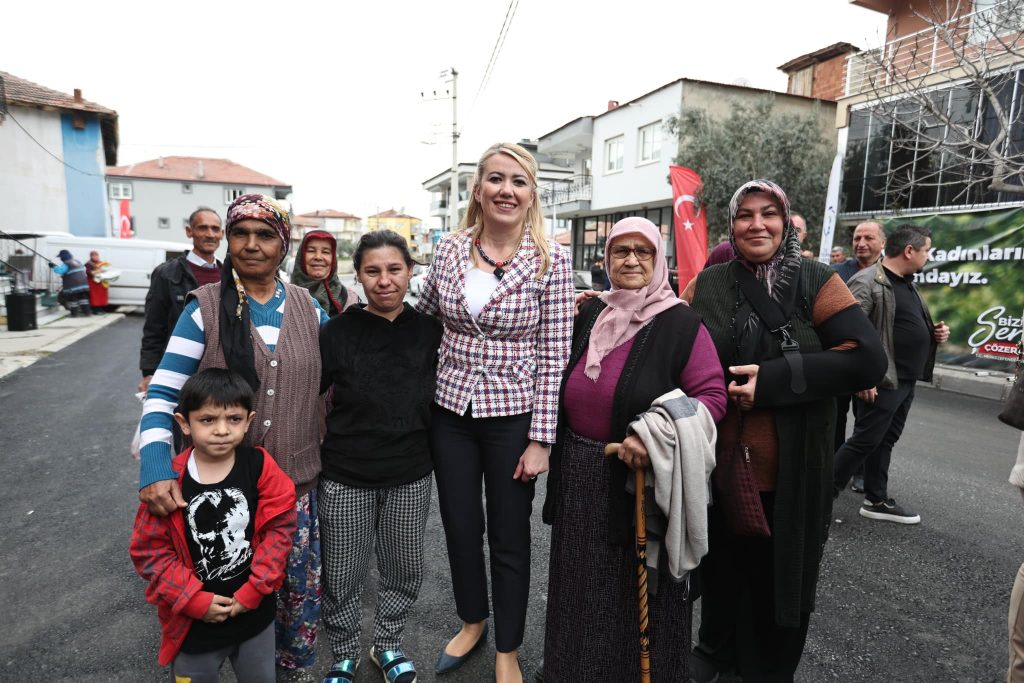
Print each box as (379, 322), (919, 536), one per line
(585, 217), (682, 380)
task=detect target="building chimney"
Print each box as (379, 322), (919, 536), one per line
(196, 160), (204, 178)
(73, 88), (82, 102)
(158, 156), (164, 169)
(607, 100), (619, 111)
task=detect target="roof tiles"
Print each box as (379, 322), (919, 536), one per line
(1, 70), (117, 116)
(106, 156), (290, 187)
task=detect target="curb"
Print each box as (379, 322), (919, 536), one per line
(0, 312), (125, 381)
(922, 364), (1015, 402)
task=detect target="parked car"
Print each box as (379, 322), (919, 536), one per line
(409, 265), (429, 297)
(573, 270), (592, 292)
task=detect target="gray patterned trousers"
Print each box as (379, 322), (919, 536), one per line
(318, 475), (432, 661)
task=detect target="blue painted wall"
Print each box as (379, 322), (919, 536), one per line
(60, 114), (107, 236)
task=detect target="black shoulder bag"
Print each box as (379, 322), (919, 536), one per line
(733, 265), (807, 395)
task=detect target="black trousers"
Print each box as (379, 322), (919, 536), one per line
(834, 393), (853, 453)
(833, 380), (916, 503)
(696, 493), (811, 682)
(430, 404), (535, 653)
(834, 394), (863, 480)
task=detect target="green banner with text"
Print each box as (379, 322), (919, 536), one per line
(883, 208), (1023, 365)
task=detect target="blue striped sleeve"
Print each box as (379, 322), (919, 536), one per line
(311, 296), (330, 325)
(138, 299), (206, 489)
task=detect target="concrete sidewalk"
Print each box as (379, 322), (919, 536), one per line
(0, 309), (126, 380)
(924, 362), (1016, 402)
(0, 307), (1017, 401)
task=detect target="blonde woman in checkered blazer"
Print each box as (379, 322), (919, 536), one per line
(417, 142), (574, 682)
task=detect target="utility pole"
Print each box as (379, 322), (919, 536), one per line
(448, 68), (459, 233)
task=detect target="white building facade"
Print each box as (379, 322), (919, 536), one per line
(105, 157), (292, 244)
(540, 79), (834, 271)
(0, 71), (118, 237)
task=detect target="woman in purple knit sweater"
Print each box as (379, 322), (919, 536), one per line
(541, 217), (727, 682)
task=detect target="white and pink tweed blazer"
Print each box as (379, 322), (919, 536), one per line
(417, 229), (574, 443)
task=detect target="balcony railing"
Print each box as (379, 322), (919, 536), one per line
(0, 237), (59, 303)
(540, 175), (592, 207)
(845, 1), (1024, 97)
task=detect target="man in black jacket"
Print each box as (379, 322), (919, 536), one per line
(138, 207), (223, 392)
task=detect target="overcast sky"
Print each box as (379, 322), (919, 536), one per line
(4, 0), (886, 226)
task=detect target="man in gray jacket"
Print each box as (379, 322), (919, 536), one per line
(834, 220), (887, 491)
(833, 224), (949, 524)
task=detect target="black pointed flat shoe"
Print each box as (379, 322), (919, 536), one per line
(435, 622), (489, 675)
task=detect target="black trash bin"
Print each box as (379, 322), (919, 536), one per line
(5, 292), (37, 331)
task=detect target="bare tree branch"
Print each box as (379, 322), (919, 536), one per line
(848, 0), (1024, 207)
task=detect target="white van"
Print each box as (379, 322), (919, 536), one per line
(4, 233), (192, 306)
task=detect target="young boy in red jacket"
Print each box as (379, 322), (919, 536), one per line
(130, 368), (296, 682)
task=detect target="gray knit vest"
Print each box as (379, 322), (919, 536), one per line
(192, 282), (324, 496)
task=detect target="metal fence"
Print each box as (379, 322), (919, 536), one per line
(0, 234), (59, 306)
(540, 175), (593, 207)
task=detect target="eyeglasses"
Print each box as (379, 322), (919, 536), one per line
(609, 245), (655, 261)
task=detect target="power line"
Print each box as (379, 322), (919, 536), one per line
(5, 109), (104, 177)
(464, 0), (521, 132)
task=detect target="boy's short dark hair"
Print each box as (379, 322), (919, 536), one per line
(176, 368), (254, 419)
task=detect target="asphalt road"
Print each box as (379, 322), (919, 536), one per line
(0, 314), (1020, 682)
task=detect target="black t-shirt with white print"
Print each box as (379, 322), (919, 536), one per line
(180, 446), (274, 653)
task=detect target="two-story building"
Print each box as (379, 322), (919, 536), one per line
(538, 79), (836, 270)
(826, 0), (1024, 365)
(836, 0), (1024, 217)
(421, 142), (573, 234)
(104, 156), (292, 242)
(295, 210), (363, 245)
(366, 209), (427, 257)
(0, 71), (118, 237)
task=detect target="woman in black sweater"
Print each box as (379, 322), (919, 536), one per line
(317, 230), (442, 683)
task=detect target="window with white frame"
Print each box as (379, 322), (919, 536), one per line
(108, 182), (133, 200)
(637, 122), (662, 164)
(605, 135), (624, 173)
(224, 187), (244, 204)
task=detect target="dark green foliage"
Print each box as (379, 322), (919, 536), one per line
(668, 97), (834, 247)
(336, 239), (356, 258)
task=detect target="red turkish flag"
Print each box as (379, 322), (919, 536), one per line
(118, 199), (133, 239)
(670, 166), (707, 295)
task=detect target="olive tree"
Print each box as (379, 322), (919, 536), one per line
(667, 96), (834, 247)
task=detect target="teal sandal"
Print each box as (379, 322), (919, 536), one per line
(322, 658), (357, 683)
(371, 646), (417, 683)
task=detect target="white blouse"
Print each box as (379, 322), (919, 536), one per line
(464, 266), (499, 319)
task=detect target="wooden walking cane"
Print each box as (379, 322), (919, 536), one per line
(606, 442), (652, 683)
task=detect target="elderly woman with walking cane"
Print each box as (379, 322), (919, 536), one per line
(541, 216), (727, 682)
